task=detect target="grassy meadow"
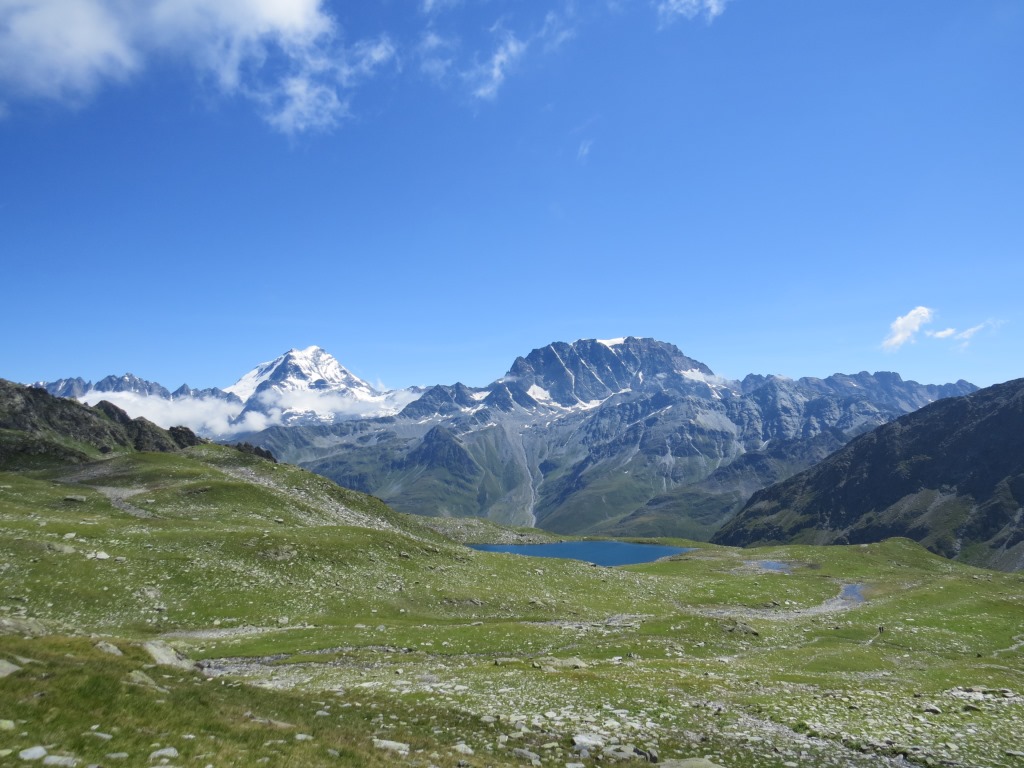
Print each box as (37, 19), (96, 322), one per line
(2, 444), (1023, 766)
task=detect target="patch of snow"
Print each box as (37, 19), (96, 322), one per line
(471, 391), (490, 401)
(597, 337), (626, 347)
(527, 385), (553, 402)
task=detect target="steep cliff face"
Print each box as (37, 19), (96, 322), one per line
(713, 378), (1024, 570)
(243, 338), (975, 537)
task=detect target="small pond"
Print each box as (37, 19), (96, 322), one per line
(469, 541), (693, 567)
(839, 583), (866, 604)
(753, 560), (793, 573)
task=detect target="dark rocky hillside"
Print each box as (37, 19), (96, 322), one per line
(713, 378), (1024, 570)
(0, 378), (200, 467)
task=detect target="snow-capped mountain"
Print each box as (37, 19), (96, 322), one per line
(31, 337), (978, 541)
(225, 346), (378, 401)
(241, 337), (977, 538)
(226, 346), (419, 427)
(33, 346), (419, 436)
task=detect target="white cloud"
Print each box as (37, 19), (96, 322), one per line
(882, 306), (934, 350)
(539, 10), (577, 52)
(656, 0), (729, 25)
(264, 75), (347, 134)
(78, 391), (264, 437)
(927, 328), (956, 339)
(337, 35), (397, 88)
(578, 139), (593, 162)
(1, 0), (732, 128)
(417, 31), (457, 81)
(469, 32), (527, 100)
(76, 383), (421, 438)
(955, 322), (988, 341)
(0, 0), (393, 133)
(0, 0), (139, 102)
(421, 0), (461, 14)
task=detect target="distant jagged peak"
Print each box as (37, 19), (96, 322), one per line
(501, 337), (719, 408)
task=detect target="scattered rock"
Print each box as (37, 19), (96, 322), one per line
(1, 719), (15, 730)
(94, 641), (123, 656)
(512, 747), (541, 762)
(373, 739), (409, 755)
(535, 656), (588, 670)
(140, 641), (195, 671)
(42, 756), (78, 767)
(244, 712), (295, 730)
(63, 495), (87, 503)
(18, 746), (48, 761)
(660, 760), (727, 768)
(148, 746), (179, 761)
(572, 733), (605, 751)
(0, 659), (23, 678)
(126, 669), (168, 692)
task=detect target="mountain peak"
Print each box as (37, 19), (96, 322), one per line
(505, 337), (716, 407)
(225, 347), (376, 402)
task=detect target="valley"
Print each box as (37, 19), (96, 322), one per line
(2, 390), (1023, 766)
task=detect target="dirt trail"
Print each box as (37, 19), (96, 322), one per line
(688, 583), (866, 621)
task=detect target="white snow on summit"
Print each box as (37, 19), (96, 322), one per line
(225, 346), (376, 401)
(596, 337), (626, 347)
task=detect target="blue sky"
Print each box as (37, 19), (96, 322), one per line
(2, 0), (1022, 391)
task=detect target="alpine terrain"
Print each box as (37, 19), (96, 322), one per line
(713, 377), (1024, 571)
(37, 346), (422, 433)
(236, 338), (976, 538)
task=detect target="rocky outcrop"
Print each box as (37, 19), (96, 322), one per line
(0, 378), (200, 467)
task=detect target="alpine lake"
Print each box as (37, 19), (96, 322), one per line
(469, 540), (693, 566)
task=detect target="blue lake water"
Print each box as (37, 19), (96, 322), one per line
(469, 541), (693, 566)
(840, 583), (866, 603)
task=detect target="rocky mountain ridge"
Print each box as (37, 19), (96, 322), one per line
(234, 338), (976, 538)
(712, 377), (1024, 570)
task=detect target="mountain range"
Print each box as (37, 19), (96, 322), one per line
(33, 337), (975, 539)
(36, 346), (421, 435)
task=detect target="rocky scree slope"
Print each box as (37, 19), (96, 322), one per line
(713, 378), (1024, 571)
(241, 338), (975, 538)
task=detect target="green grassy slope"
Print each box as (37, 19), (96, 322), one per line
(2, 443), (1024, 767)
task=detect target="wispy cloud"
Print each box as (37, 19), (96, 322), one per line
(417, 31), (457, 81)
(577, 139), (594, 163)
(656, 0), (730, 26)
(263, 75), (347, 135)
(421, 0), (461, 15)
(539, 10), (577, 52)
(337, 35), (398, 89)
(883, 306), (934, 350)
(887, 309), (1002, 352)
(468, 32), (527, 100)
(1, 0), (732, 129)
